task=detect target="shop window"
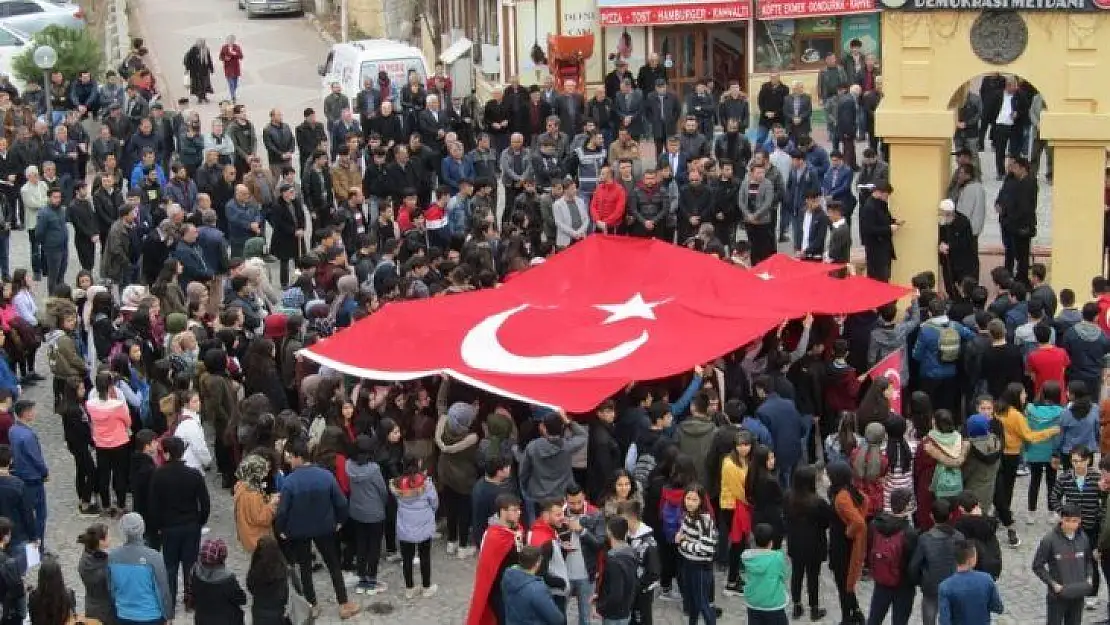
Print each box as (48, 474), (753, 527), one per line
(754, 17), (842, 72)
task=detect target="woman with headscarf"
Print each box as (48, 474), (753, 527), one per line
(849, 421), (889, 518)
(477, 407), (517, 464)
(183, 39), (215, 103)
(330, 274), (360, 329)
(961, 411), (1002, 517)
(435, 402), (480, 558)
(233, 454), (276, 553)
(190, 538), (247, 625)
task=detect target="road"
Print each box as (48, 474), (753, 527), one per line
(7, 2), (1065, 623)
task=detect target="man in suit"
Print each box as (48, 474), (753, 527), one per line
(657, 135), (688, 189)
(825, 201), (852, 270)
(782, 81), (812, 142)
(739, 161), (777, 264)
(822, 150), (857, 229)
(418, 94), (455, 158)
(604, 59), (634, 100)
(553, 79), (586, 137)
(643, 79), (680, 157)
(799, 189), (829, 261)
(518, 87), (553, 145)
(756, 73), (789, 146)
(717, 80), (750, 136)
(612, 78), (644, 140)
(859, 180), (899, 282)
(784, 150), (820, 251)
(295, 108), (327, 170)
(979, 73), (1007, 149)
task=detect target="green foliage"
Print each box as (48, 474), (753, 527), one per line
(12, 25), (103, 84)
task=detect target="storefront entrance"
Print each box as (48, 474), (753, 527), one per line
(653, 26), (746, 98)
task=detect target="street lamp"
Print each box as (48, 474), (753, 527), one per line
(33, 45), (57, 123)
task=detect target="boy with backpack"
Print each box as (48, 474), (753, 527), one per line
(912, 298), (975, 416)
(866, 488), (919, 625)
(619, 500), (660, 625)
(742, 523), (790, 625)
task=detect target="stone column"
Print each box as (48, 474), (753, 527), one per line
(1044, 141), (1104, 294)
(884, 136), (950, 288)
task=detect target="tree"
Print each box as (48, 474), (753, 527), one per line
(12, 25), (103, 84)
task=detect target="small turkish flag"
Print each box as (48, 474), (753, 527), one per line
(868, 348), (904, 414)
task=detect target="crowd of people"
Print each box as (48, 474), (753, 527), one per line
(0, 25), (1089, 625)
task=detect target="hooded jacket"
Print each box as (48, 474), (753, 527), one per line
(961, 431), (1001, 514)
(392, 475), (439, 543)
(436, 415), (481, 494)
(742, 547), (789, 611)
(78, 549), (116, 625)
(190, 563), (246, 625)
(627, 521), (660, 594)
(1024, 403), (1063, 463)
(596, 545), (638, 619)
(109, 536), (173, 622)
(519, 423), (588, 501)
(86, 389), (132, 449)
(1062, 320), (1110, 382)
(346, 457), (388, 523)
(1033, 526), (1093, 599)
(869, 512), (919, 588)
(500, 566), (564, 625)
(910, 523), (964, 597)
(676, 416), (718, 485)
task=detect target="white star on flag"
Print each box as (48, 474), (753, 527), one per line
(595, 293), (671, 325)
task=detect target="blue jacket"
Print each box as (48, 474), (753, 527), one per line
(0, 353), (18, 398)
(164, 179), (198, 212)
(1056, 403), (1099, 457)
(225, 199), (262, 245)
(69, 78), (100, 109)
(1062, 321), (1110, 382)
(756, 394), (804, 466)
(784, 164), (820, 214)
(346, 458), (388, 524)
(937, 570), (1003, 625)
(1023, 403), (1063, 463)
(913, 316), (974, 380)
(171, 240), (213, 285)
(1004, 302), (1029, 341)
(9, 422), (47, 484)
(446, 194), (471, 237)
(821, 164), (856, 212)
(440, 156), (474, 194)
(129, 162), (167, 190)
(501, 566), (566, 625)
(196, 226), (228, 275)
(275, 464), (348, 539)
(805, 144), (831, 180)
(394, 477), (439, 543)
(108, 538), (173, 622)
(35, 204), (69, 250)
(0, 475), (33, 546)
(741, 416), (774, 448)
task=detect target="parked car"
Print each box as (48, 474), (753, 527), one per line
(0, 0), (85, 35)
(0, 23), (31, 90)
(238, 0), (303, 18)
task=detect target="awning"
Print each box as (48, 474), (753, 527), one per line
(439, 37), (472, 64)
(597, 0), (752, 26)
(756, 0), (878, 19)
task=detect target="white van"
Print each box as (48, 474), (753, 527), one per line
(317, 40), (429, 102)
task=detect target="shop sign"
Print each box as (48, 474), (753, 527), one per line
(840, 13), (880, 56)
(882, 0), (1104, 9)
(597, 0), (752, 26)
(757, 0), (877, 19)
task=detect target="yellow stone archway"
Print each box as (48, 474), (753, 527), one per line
(877, 11), (1110, 294)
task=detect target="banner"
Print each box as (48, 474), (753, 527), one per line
(757, 0), (877, 19)
(598, 0), (752, 25)
(882, 0), (1108, 10)
(866, 348), (904, 414)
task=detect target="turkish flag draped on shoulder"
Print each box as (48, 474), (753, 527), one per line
(867, 348), (904, 414)
(303, 236), (908, 411)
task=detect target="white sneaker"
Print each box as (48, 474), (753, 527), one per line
(1025, 515), (1036, 525)
(386, 552), (401, 563)
(1086, 597), (1098, 611)
(405, 587), (418, 600)
(1016, 465), (1030, 476)
(659, 588), (682, 602)
(457, 546), (476, 559)
(445, 541), (458, 555)
(342, 572), (360, 586)
(413, 555), (421, 567)
(422, 584), (438, 598)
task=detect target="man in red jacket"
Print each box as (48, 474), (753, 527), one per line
(465, 494), (523, 625)
(590, 164), (626, 234)
(1094, 276), (1110, 336)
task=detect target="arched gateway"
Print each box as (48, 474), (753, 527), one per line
(876, 7), (1110, 293)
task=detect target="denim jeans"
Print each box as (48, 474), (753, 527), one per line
(43, 246), (67, 295)
(568, 578), (595, 625)
(227, 76), (240, 100)
(25, 482), (44, 543)
(866, 583), (914, 625)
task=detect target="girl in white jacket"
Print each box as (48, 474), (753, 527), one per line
(172, 390), (212, 472)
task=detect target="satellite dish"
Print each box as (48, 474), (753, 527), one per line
(32, 45), (57, 70)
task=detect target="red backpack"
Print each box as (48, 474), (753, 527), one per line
(868, 527), (906, 587)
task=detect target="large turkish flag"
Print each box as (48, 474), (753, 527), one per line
(303, 236), (908, 411)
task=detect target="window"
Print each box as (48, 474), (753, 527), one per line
(0, 28), (23, 46)
(753, 17), (844, 72)
(360, 58), (426, 89)
(5, 2), (43, 16)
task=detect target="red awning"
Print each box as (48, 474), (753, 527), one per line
(303, 236), (908, 411)
(598, 1), (751, 26)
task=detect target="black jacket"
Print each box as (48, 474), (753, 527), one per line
(586, 422), (621, 503)
(757, 82), (789, 127)
(596, 545), (638, 619)
(262, 122), (295, 166)
(0, 551), (23, 625)
(67, 197), (98, 240)
(859, 197), (896, 258)
(996, 173), (1038, 236)
(910, 523), (964, 597)
(190, 566), (246, 625)
(785, 495), (833, 563)
(266, 198), (306, 261)
(953, 514), (1002, 579)
(129, 452), (156, 525)
(246, 573), (288, 625)
(0, 475), (32, 546)
(147, 460), (211, 532)
(294, 120), (327, 166)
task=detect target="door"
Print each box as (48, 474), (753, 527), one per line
(654, 28), (706, 100)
